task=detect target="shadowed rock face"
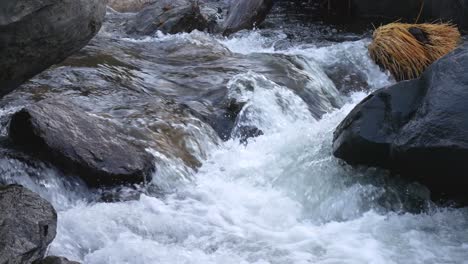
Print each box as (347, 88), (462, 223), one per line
(348, 0), (422, 19)
(0, 0), (106, 97)
(349, 0), (468, 31)
(426, 0), (468, 31)
(223, 0), (274, 35)
(333, 45), (468, 203)
(9, 99), (155, 187)
(0, 185), (57, 264)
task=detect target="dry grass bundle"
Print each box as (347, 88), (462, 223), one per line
(369, 23), (461, 81)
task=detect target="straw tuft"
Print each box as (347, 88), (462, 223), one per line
(369, 23), (461, 81)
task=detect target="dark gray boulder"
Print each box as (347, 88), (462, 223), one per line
(0, 185), (57, 264)
(127, 0), (209, 35)
(223, 0), (274, 35)
(34, 256), (80, 264)
(9, 99), (154, 187)
(0, 0), (106, 97)
(333, 44), (468, 203)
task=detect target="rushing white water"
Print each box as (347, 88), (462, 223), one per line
(3, 29), (468, 264)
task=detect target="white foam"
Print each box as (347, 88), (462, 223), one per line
(49, 81), (468, 263)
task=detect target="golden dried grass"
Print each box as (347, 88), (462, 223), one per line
(369, 23), (461, 81)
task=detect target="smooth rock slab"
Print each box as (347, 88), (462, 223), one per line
(9, 99), (154, 187)
(0, 185), (57, 264)
(0, 0), (106, 97)
(333, 44), (468, 203)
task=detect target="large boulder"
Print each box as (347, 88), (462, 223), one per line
(0, 0), (106, 97)
(333, 45), (468, 203)
(9, 99), (154, 187)
(349, 0), (468, 31)
(127, 0), (209, 35)
(34, 256), (80, 264)
(0, 185), (57, 264)
(223, 0), (274, 35)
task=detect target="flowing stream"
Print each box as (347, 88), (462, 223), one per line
(1, 9), (468, 264)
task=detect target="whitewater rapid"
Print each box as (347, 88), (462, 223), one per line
(3, 29), (468, 264)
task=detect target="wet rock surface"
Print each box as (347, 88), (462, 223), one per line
(333, 44), (468, 203)
(0, 0), (106, 97)
(3, 25), (341, 141)
(223, 0), (274, 35)
(0, 185), (57, 264)
(9, 99), (155, 187)
(127, 0), (209, 35)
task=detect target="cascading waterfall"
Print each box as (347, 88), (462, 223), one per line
(1, 26), (468, 264)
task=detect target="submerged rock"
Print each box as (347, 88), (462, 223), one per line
(127, 0), (209, 35)
(0, 185), (57, 264)
(0, 0), (106, 97)
(223, 0), (274, 35)
(34, 256), (80, 264)
(333, 45), (468, 203)
(236, 126), (264, 144)
(9, 99), (154, 187)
